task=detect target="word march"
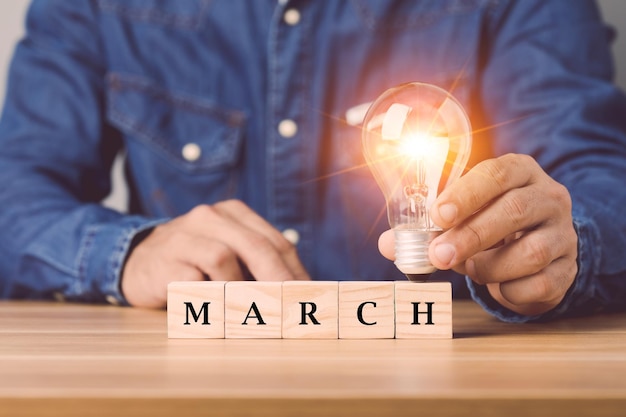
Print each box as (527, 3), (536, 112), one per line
(167, 280), (452, 339)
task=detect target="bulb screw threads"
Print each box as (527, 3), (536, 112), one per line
(393, 228), (442, 278)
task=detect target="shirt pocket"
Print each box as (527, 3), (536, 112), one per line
(97, 0), (212, 29)
(105, 72), (246, 214)
(351, 0), (493, 32)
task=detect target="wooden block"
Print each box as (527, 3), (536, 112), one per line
(225, 281), (282, 339)
(338, 281), (395, 339)
(282, 281), (338, 339)
(394, 281), (452, 339)
(167, 281), (454, 339)
(167, 281), (226, 339)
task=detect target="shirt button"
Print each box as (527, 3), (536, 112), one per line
(278, 119), (298, 138)
(282, 228), (300, 245)
(105, 295), (120, 306)
(182, 143), (202, 162)
(283, 8), (301, 25)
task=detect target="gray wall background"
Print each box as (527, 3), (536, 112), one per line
(600, 0), (626, 89)
(0, 0), (625, 210)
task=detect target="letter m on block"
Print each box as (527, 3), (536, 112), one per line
(184, 302), (211, 325)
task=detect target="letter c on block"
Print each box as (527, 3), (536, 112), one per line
(357, 301), (377, 326)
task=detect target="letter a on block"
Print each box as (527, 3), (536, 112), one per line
(167, 281), (226, 338)
(225, 282), (282, 338)
(394, 281), (452, 339)
(338, 282), (394, 339)
(282, 281), (338, 339)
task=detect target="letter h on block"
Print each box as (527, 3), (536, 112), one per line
(394, 282), (452, 339)
(168, 281), (452, 339)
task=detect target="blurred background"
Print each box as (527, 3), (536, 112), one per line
(0, 0), (625, 210)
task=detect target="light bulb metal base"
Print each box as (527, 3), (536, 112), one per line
(394, 228), (442, 279)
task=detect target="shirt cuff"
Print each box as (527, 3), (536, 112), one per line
(76, 216), (167, 306)
(467, 209), (602, 323)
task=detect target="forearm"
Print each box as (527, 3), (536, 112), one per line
(0, 189), (160, 304)
(469, 0), (626, 321)
(0, 0), (161, 303)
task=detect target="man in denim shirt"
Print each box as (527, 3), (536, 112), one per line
(0, 0), (625, 322)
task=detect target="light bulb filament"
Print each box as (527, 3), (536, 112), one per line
(403, 159), (430, 229)
(361, 82), (472, 277)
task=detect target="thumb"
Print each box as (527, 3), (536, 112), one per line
(378, 229), (395, 260)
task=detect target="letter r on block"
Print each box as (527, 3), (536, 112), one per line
(282, 281), (338, 339)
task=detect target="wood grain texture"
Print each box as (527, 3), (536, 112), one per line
(338, 281), (395, 339)
(224, 281), (282, 338)
(282, 281), (338, 339)
(394, 281), (452, 339)
(167, 281), (225, 338)
(167, 281), (449, 339)
(2, 300), (626, 417)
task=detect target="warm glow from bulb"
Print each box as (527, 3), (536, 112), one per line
(361, 82), (472, 276)
(398, 132), (447, 162)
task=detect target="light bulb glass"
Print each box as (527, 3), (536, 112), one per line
(362, 82), (472, 280)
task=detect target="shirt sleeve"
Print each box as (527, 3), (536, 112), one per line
(466, 0), (626, 322)
(0, 1), (162, 304)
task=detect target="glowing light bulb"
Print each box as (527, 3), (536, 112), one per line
(362, 82), (472, 281)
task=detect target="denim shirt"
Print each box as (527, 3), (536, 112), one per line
(1, 0), (625, 322)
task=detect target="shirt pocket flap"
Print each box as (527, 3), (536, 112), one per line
(351, 0), (493, 31)
(97, 0), (211, 29)
(105, 73), (246, 173)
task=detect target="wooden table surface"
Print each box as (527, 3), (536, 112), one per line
(0, 300), (625, 417)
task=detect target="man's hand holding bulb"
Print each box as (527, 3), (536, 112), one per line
(378, 153), (579, 316)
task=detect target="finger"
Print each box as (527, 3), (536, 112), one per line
(431, 154), (539, 229)
(485, 283), (559, 316)
(183, 236), (244, 282)
(212, 200), (310, 281)
(189, 204), (306, 281)
(151, 228), (243, 281)
(378, 229), (395, 260)
(485, 257), (577, 315)
(209, 220), (292, 281)
(124, 229), (209, 284)
(430, 185), (557, 269)
(464, 226), (573, 284)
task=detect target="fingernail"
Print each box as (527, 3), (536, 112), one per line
(433, 243), (456, 267)
(466, 258), (476, 278)
(438, 204), (457, 224)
